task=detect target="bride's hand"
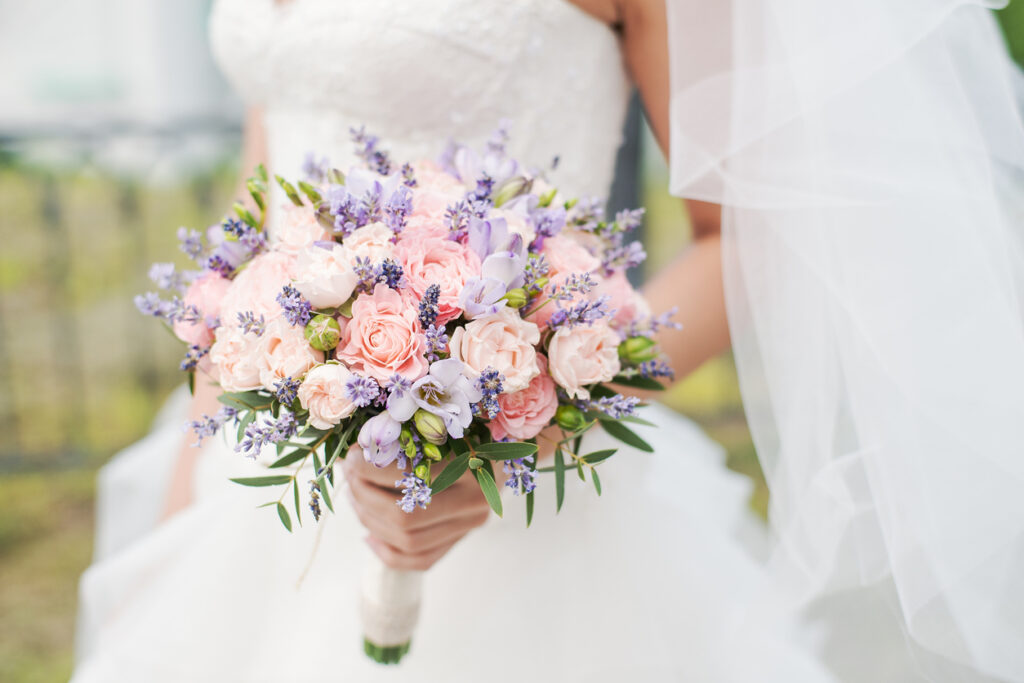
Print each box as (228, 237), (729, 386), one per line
(342, 448), (498, 571)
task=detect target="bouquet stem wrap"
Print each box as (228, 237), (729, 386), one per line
(360, 553), (422, 664)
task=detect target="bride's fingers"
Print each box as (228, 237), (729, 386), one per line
(345, 469), (489, 532)
(365, 535), (459, 572)
(352, 498), (486, 556)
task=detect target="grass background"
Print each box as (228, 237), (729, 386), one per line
(1, 6), (1021, 680)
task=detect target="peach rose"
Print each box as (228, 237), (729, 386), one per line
(292, 243), (358, 309)
(173, 272), (231, 347)
(256, 318), (324, 390)
(593, 271), (648, 330)
(273, 204), (330, 256)
(220, 251), (296, 327)
(209, 325), (263, 392)
(547, 320), (621, 399)
(411, 160), (467, 220)
(336, 283), (428, 382)
(345, 221), (395, 263)
(298, 363), (357, 429)
(448, 306), (540, 393)
(400, 214), (449, 241)
(543, 234), (601, 279)
(394, 237), (481, 325)
(488, 355), (558, 441)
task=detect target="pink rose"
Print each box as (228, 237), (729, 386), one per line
(411, 160), (467, 220)
(256, 318), (324, 390)
(173, 272), (231, 347)
(336, 283), (428, 382)
(344, 222), (395, 262)
(292, 243), (358, 309)
(298, 363), (357, 429)
(593, 271), (648, 330)
(209, 325), (263, 392)
(488, 355), (558, 441)
(547, 320), (622, 400)
(543, 234), (601, 280)
(274, 204), (330, 256)
(220, 251), (296, 327)
(400, 214), (449, 241)
(394, 237), (481, 325)
(448, 306), (540, 392)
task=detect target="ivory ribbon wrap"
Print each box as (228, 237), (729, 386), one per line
(360, 553), (424, 648)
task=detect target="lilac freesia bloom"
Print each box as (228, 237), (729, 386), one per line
(387, 358), (482, 439)
(460, 229), (528, 318)
(358, 412), (403, 467)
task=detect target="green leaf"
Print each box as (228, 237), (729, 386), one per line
(601, 420), (654, 452)
(292, 480), (302, 527)
(319, 478), (334, 513)
(525, 490), (535, 527)
(255, 163), (268, 183)
(451, 439), (471, 457)
(474, 465), (503, 517)
(554, 448), (566, 513)
(581, 449), (617, 465)
(187, 371), (195, 396)
(474, 441), (539, 460)
(217, 395), (252, 413)
(298, 180), (322, 202)
(431, 452), (470, 495)
(576, 458), (586, 481)
(610, 374), (666, 391)
(585, 410), (655, 428)
(592, 467), (602, 496)
(469, 457), (484, 469)
(301, 425), (332, 439)
(236, 411), (255, 443)
(276, 502), (292, 532)
(312, 448), (334, 513)
(230, 475), (294, 487)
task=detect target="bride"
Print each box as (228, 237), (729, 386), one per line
(74, 0), (1024, 681)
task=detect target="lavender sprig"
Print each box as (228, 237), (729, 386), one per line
(237, 311), (266, 336)
(277, 285), (312, 326)
(186, 406), (239, 447)
(423, 324), (448, 362)
(180, 344), (210, 372)
(445, 201), (472, 241)
(351, 126), (392, 175)
(396, 473), (432, 513)
(177, 227), (205, 261)
(639, 360), (675, 381)
(589, 394), (641, 419)
(548, 295), (613, 331)
(274, 377), (301, 405)
(503, 456), (537, 495)
(474, 367), (504, 419)
(401, 162), (417, 187)
(383, 185), (412, 234)
(418, 284), (441, 328)
(344, 374), (381, 408)
(236, 412), (299, 458)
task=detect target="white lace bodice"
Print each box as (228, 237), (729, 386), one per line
(209, 0), (631, 203)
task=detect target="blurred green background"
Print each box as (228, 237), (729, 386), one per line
(1, 5), (1022, 682)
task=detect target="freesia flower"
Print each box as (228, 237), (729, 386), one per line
(386, 358), (482, 440)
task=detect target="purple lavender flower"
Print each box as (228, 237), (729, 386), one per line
(615, 208), (646, 234)
(474, 367), (504, 419)
(387, 358), (482, 439)
(423, 324), (449, 362)
(351, 126), (392, 175)
(401, 162), (417, 187)
(639, 360), (675, 381)
(601, 240), (647, 275)
(345, 374), (381, 408)
(134, 292), (168, 318)
(523, 254), (550, 292)
(548, 295), (614, 331)
(625, 307), (682, 339)
(471, 174), (495, 203)
(274, 377), (302, 405)
(164, 296), (201, 325)
(148, 263), (188, 292)
(237, 311), (266, 336)
(377, 259), (405, 289)
(180, 344), (209, 372)
(568, 196), (605, 232)
(590, 394), (641, 419)
(177, 227), (205, 261)
(276, 285), (312, 326)
(236, 412), (298, 458)
(385, 374), (412, 397)
(302, 152), (328, 182)
(529, 205), (567, 246)
(382, 185), (412, 234)
(445, 201), (472, 241)
(418, 284), (441, 328)
(395, 473), (432, 513)
(308, 479), (323, 521)
(553, 273), (598, 301)
(503, 456), (537, 495)
(186, 406), (238, 447)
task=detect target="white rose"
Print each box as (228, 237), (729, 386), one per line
(298, 363), (358, 429)
(292, 243), (359, 309)
(547, 320), (621, 400)
(448, 306), (540, 393)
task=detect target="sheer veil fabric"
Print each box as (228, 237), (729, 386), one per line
(666, 1), (1024, 679)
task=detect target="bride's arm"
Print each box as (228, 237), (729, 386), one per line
(160, 108), (269, 520)
(619, 0), (732, 379)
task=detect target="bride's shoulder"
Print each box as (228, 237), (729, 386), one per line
(563, 0), (621, 28)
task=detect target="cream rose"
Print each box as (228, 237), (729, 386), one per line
(292, 243), (359, 309)
(297, 363), (357, 429)
(336, 283), (428, 382)
(256, 318), (324, 390)
(547, 320), (621, 399)
(209, 325), (263, 392)
(448, 306), (540, 393)
(219, 251), (296, 326)
(345, 221), (395, 263)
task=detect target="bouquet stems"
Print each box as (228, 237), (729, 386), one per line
(360, 552), (423, 665)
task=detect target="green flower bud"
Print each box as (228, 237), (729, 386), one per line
(400, 429), (418, 460)
(563, 198), (579, 211)
(327, 168), (346, 185)
(537, 188), (558, 208)
(414, 463), (430, 481)
(421, 442), (443, 462)
(555, 405), (588, 432)
(232, 202), (258, 229)
(414, 409), (447, 445)
(501, 287), (529, 309)
(275, 175), (304, 207)
(304, 314), (341, 352)
(528, 276), (549, 295)
(490, 175), (532, 207)
(618, 336), (658, 364)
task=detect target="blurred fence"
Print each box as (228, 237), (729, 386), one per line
(0, 122), (240, 472)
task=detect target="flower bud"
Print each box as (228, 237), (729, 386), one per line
(421, 442), (443, 461)
(490, 175), (532, 207)
(537, 188), (558, 208)
(618, 336), (658, 364)
(304, 314), (341, 351)
(501, 287), (529, 309)
(555, 405), (587, 432)
(400, 428), (417, 460)
(414, 463), (430, 480)
(413, 409), (447, 445)
(529, 276), (549, 294)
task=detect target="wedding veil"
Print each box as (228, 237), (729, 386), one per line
(665, 1), (1024, 679)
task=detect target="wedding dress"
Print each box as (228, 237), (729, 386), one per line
(72, 1), (839, 680)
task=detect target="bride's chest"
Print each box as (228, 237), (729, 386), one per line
(211, 0), (623, 112)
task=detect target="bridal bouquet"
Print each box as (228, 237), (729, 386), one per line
(137, 125), (676, 663)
